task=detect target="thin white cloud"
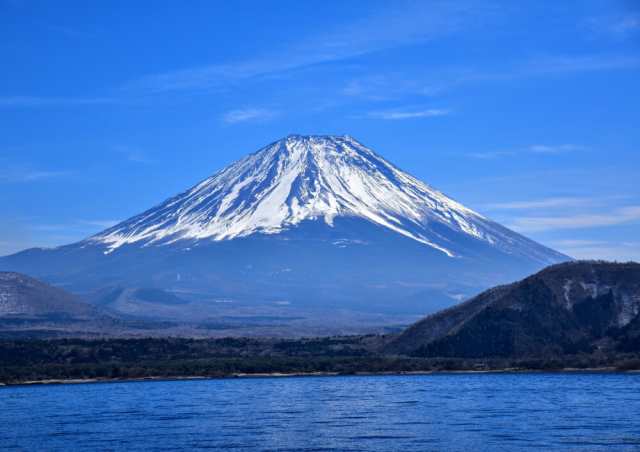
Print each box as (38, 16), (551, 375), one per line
(46, 25), (96, 39)
(28, 219), (119, 233)
(529, 144), (586, 154)
(507, 206), (640, 233)
(125, 2), (490, 94)
(79, 219), (120, 229)
(586, 14), (640, 37)
(550, 239), (640, 262)
(483, 197), (596, 211)
(468, 143), (586, 159)
(613, 15), (640, 33)
(28, 224), (73, 232)
(366, 54), (640, 103)
(466, 150), (516, 160)
(113, 145), (151, 164)
(459, 55), (640, 85)
(0, 96), (115, 108)
(0, 218), (118, 255)
(0, 168), (71, 183)
(368, 108), (450, 120)
(522, 54), (640, 75)
(342, 74), (446, 101)
(222, 108), (279, 124)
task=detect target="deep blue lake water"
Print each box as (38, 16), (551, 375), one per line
(1, 373), (639, 451)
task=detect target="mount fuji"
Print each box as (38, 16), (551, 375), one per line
(0, 135), (569, 328)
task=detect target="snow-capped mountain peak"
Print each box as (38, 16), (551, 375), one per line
(88, 135), (564, 264)
(1, 134), (570, 323)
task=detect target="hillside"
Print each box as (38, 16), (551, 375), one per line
(388, 261), (640, 358)
(1, 262), (640, 384)
(0, 272), (97, 319)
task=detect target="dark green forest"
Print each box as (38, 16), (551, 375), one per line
(1, 336), (639, 385)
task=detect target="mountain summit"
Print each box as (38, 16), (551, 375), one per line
(90, 135), (563, 264)
(0, 135), (569, 329)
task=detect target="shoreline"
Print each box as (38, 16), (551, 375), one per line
(3, 367), (637, 387)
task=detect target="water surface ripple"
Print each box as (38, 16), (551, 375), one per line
(1, 373), (639, 451)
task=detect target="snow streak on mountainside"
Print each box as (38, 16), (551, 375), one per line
(88, 135), (565, 264)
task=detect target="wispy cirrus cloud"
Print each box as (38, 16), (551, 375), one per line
(468, 143), (586, 159)
(0, 216), (120, 256)
(520, 54), (640, 76)
(367, 108), (450, 120)
(78, 219), (120, 229)
(222, 107), (279, 124)
(0, 96), (116, 108)
(46, 25), (97, 39)
(113, 145), (152, 164)
(124, 2), (492, 94)
(612, 15), (640, 33)
(343, 54), (640, 104)
(342, 74), (445, 101)
(455, 55), (640, 87)
(482, 197), (597, 211)
(506, 205), (640, 233)
(529, 144), (586, 154)
(585, 13), (640, 37)
(466, 150), (516, 160)
(0, 167), (71, 183)
(29, 219), (119, 233)
(549, 239), (640, 262)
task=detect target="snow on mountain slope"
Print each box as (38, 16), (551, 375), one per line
(0, 134), (571, 324)
(87, 135), (564, 264)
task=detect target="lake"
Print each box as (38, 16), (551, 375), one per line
(1, 373), (639, 451)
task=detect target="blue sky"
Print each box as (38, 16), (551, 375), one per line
(1, 0), (639, 260)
